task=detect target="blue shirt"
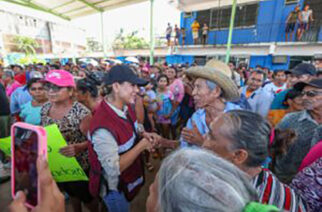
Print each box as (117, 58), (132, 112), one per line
(180, 103), (241, 148)
(10, 86), (32, 114)
(241, 86), (274, 117)
(20, 101), (42, 125)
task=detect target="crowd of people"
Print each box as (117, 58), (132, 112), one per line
(0, 58), (321, 212)
(285, 4), (314, 42)
(166, 21), (209, 46)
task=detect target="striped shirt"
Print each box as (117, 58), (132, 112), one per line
(252, 169), (308, 212)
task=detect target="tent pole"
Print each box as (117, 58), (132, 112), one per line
(149, 0), (155, 65)
(225, 0), (237, 64)
(100, 12), (106, 57)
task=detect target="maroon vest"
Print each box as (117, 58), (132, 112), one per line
(89, 100), (144, 201)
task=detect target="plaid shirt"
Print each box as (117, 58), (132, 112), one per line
(252, 169), (308, 212)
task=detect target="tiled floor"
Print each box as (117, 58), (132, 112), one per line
(0, 159), (160, 212)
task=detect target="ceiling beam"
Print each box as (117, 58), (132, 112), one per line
(102, 0), (147, 11)
(51, 0), (75, 10)
(93, 0), (110, 5)
(63, 5), (87, 14)
(76, 0), (103, 12)
(1, 0), (71, 20)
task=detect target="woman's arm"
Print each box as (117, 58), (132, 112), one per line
(119, 138), (151, 172)
(80, 114), (92, 135)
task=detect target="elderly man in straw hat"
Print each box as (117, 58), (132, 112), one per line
(180, 59), (241, 147)
(158, 60), (241, 148)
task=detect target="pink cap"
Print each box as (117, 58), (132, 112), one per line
(44, 70), (75, 87)
(141, 67), (149, 73)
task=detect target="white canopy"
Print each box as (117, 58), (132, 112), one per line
(3, 0), (148, 20)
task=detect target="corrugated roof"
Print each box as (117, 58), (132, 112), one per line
(2, 0), (148, 20)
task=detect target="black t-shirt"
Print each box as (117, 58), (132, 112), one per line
(0, 84), (10, 116)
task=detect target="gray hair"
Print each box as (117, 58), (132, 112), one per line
(158, 148), (257, 212)
(206, 80), (217, 91)
(4, 70), (14, 79)
(220, 110), (270, 167)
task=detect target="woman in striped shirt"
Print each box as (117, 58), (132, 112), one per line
(202, 110), (309, 212)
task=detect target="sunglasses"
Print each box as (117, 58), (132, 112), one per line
(30, 87), (44, 91)
(301, 90), (322, 97)
(44, 84), (63, 92)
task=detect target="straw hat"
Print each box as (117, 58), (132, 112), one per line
(185, 60), (239, 102)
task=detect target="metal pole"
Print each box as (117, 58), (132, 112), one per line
(100, 12), (106, 57)
(225, 0), (237, 64)
(149, 0), (155, 65)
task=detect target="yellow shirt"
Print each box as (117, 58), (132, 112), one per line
(191, 22), (200, 32)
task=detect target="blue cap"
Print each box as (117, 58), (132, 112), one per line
(104, 65), (148, 86)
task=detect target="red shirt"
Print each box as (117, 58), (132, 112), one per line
(298, 140), (322, 171)
(14, 73), (26, 85)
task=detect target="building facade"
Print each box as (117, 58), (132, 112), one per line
(167, 0), (322, 69)
(0, 9), (87, 64)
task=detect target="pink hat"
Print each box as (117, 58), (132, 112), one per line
(44, 70), (75, 87)
(141, 67), (149, 73)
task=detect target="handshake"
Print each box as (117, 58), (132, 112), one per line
(140, 132), (164, 152)
(139, 132), (180, 152)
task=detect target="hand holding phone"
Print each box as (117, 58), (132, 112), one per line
(11, 122), (47, 209)
(8, 157), (65, 212)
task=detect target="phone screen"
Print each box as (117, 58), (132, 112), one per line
(13, 126), (38, 206)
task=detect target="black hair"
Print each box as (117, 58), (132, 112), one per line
(26, 78), (43, 90)
(76, 78), (98, 98)
(76, 71), (102, 98)
(283, 89), (302, 106)
(157, 74), (169, 85)
(50, 64), (60, 70)
(168, 66), (178, 76)
(272, 70), (286, 79)
(15, 65), (23, 70)
(250, 70), (265, 80)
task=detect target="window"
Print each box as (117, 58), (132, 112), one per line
(210, 8), (220, 29)
(199, 3), (258, 30)
(219, 7), (232, 28)
(33, 19), (37, 28)
(285, 0), (299, 5)
(184, 12), (192, 17)
(196, 9), (211, 26)
(244, 4), (258, 26)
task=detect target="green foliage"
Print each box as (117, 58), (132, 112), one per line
(15, 55), (46, 65)
(112, 29), (149, 49)
(13, 36), (39, 55)
(86, 37), (103, 52)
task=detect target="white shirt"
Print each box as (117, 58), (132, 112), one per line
(301, 10), (312, 23)
(166, 26), (172, 35)
(262, 82), (287, 95)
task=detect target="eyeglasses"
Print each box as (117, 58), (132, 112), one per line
(301, 90), (322, 97)
(30, 87), (44, 91)
(44, 84), (63, 92)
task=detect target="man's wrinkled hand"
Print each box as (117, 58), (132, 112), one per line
(181, 121), (204, 146)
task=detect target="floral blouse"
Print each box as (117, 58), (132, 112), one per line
(41, 101), (91, 171)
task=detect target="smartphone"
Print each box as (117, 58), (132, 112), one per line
(11, 122), (47, 208)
